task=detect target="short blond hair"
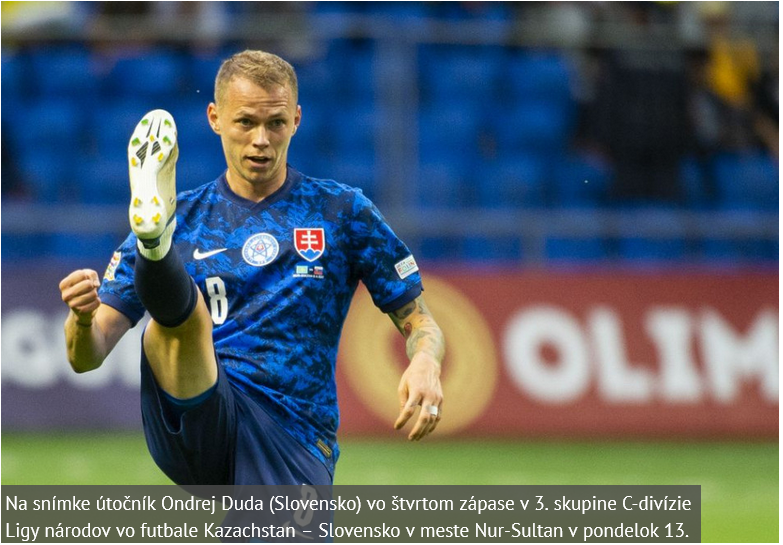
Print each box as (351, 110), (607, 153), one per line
(214, 50), (298, 105)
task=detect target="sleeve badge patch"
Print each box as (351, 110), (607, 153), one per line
(394, 255), (419, 279)
(103, 251), (122, 281)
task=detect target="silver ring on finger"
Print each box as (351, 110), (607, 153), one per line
(426, 405), (439, 417)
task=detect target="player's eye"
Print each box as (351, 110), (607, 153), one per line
(269, 118), (286, 129)
(237, 118), (253, 127)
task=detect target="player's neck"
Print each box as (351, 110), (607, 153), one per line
(226, 169), (287, 203)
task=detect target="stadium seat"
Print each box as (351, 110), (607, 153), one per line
(419, 102), (482, 164)
(614, 205), (689, 263)
(322, 39), (376, 101)
(504, 50), (573, 103)
(295, 58), (340, 105)
(417, 160), (468, 208)
(330, 103), (379, 154)
(16, 149), (76, 203)
(419, 45), (503, 104)
(550, 153), (611, 207)
(700, 210), (778, 263)
(476, 155), (547, 208)
(1, 51), (27, 102)
(75, 156), (129, 204)
(618, 238), (688, 262)
(176, 151), (226, 192)
(462, 236), (523, 263)
(187, 53), (225, 97)
(368, 2), (429, 19)
(1, 233), (56, 260)
(493, 99), (572, 155)
(546, 237), (606, 262)
(679, 155), (712, 209)
(28, 45), (98, 100)
(292, 100), (330, 159)
(329, 154), (378, 202)
(702, 238), (778, 263)
(13, 99), (84, 150)
(713, 153), (779, 211)
(418, 236), (462, 261)
(430, 2), (512, 21)
(52, 233), (123, 260)
(169, 100), (217, 155)
(103, 49), (186, 99)
(90, 99), (153, 158)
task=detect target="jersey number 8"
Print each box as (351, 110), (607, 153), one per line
(205, 276), (228, 325)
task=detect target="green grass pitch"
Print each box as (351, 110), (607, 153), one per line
(2, 433), (777, 542)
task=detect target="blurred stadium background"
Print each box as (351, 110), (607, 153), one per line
(1, 1), (778, 543)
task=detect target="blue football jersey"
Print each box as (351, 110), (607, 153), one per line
(100, 167), (423, 469)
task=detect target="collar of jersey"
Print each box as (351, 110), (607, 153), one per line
(217, 166), (302, 210)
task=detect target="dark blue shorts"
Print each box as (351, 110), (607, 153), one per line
(139, 347), (333, 487)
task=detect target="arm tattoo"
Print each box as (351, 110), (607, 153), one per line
(388, 296), (445, 363)
(391, 301), (417, 321)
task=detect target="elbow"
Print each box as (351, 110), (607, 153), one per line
(68, 357), (102, 374)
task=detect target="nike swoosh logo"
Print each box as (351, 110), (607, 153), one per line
(193, 248), (228, 260)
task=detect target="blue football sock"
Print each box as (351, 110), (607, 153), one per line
(134, 246), (198, 328)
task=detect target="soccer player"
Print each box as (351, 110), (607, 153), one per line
(58, 50), (445, 486)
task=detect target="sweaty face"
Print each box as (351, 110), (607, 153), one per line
(208, 77), (300, 200)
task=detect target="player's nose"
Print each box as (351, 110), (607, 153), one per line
(251, 127), (270, 148)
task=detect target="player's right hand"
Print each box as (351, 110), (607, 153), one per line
(59, 269), (102, 324)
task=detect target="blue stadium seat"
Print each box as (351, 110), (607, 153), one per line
(187, 53), (225, 97)
(369, 2), (429, 19)
(16, 149), (75, 202)
(169, 100), (217, 155)
(322, 40), (375, 101)
(702, 239), (778, 263)
(75, 156), (128, 204)
(618, 238), (687, 262)
(329, 154), (377, 202)
(13, 99), (84, 150)
(103, 49), (186, 98)
(419, 236), (462, 261)
(550, 153), (611, 207)
(430, 2), (511, 21)
(462, 236), (523, 263)
(680, 155), (711, 208)
(494, 100), (571, 154)
(615, 206), (689, 262)
(330, 103), (378, 154)
(1, 233), (56, 260)
(28, 46), (98, 100)
(417, 160), (467, 208)
(476, 155), (547, 208)
(292, 100), (330, 159)
(1, 51), (27, 102)
(419, 102), (482, 163)
(90, 99), (152, 158)
(346, 44), (376, 102)
(176, 152), (225, 192)
(51, 233), (123, 260)
(546, 237), (606, 262)
(419, 45), (503, 103)
(504, 51), (573, 103)
(295, 59), (340, 105)
(713, 153), (779, 211)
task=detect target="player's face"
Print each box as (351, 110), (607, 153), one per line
(208, 77), (301, 199)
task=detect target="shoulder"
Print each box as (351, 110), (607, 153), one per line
(175, 178), (222, 215)
(177, 178), (220, 203)
(292, 170), (374, 214)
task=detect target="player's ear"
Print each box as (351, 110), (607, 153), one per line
(293, 105), (302, 134)
(207, 103), (221, 134)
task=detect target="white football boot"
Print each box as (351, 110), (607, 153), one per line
(127, 109), (178, 250)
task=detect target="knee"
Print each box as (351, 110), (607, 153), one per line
(149, 291), (213, 338)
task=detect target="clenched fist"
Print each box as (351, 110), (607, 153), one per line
(59, 269), (101, 325)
